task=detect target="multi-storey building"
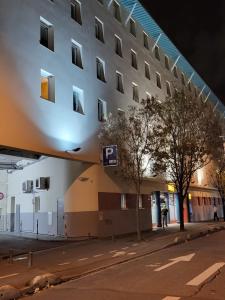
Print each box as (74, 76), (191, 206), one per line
(0, 0), (223, 237)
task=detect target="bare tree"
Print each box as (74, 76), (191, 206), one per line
(99, 100), (156, 240)
(149, 91), (222, 231)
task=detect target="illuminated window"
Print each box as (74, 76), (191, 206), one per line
(156, 72), (161, 89)
(113, 1), (121, 22)
(115, 35), (122, 57)
(96, 57), (106, 82)
(71, 1), (82, 25)
(165, 56), (170, 70)
(121, 194), (127, 209)
(143, 32), (149, 49)
(181, 73), (185, 85)
(131, 50), (138, 69)
(40, 17), (54, 51)
(132, 82), (139, 102)
(73, 86), (84, 114)
(173, 66), (178, 78)
(95, 17), (104, 43)
(166, 81), (171, 97)
(129, 18), (136, 37)
(154, 45), (160, 60)
(40, 69), (55, 102)
(145, 62), (150, 80)
(98, 99), (107, 122)
(71, 40), (83, 69)
(116, 71), (124, 93)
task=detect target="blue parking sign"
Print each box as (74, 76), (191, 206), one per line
(102, 145), (118, 167)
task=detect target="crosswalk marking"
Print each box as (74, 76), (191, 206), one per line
(162, 297), (180, 300)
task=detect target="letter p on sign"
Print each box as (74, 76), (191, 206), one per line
(102, 145), (118, 167)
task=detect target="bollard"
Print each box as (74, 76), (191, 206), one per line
(9, 249), (13, 264)
(28, 251), (33, 268)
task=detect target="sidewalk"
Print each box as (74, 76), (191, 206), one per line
(0, 221), (224, 299)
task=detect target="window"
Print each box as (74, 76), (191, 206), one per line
(117, 108), (125, 117)
(132, 83), (139, 102)
(40, 17), (54, 51)
(194, 86), (198, 97)
(139, 195), (143, 209)
(71, 1), (82, 25)
(115, 35), (122, 57)
(71, 40), (83, 69)
(166, 81), (171, 97)
(165, 56), (170, 70)
(181, 73), (185, 85)
(40, 69), (55, 102)
(154, 45), (160, 60)
(129, 18), (136, 37)
(98, 99), (107, 122)
(145, 62), (150, 80)
(156, 72), (161, 89)
(143, 32), (149, 49)
(96, 57), (106, 82)
(116, 71), (124, 93)
(188, 81), (192, 92)
(113, 1), (121, 22)
(34, 197), (40, 213)
(121, 194), (127, 209)
(131, 50), (138, 69)
(173, 66), (178, 78)
(73, 86), (84, 114)
(95, 17), (104, 43)
(146, 92), (151, 101)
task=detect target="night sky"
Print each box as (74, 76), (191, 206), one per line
(139, 0), (225, 103)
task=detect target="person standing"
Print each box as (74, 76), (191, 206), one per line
(161, 205), (169, 229)
(213, 204), (219, 221)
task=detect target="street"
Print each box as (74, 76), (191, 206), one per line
(25, 230), (225, 300)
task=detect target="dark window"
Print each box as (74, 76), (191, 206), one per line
(71, 42), (83, 68)
(113, 1), (121, 22)
(143, 32), (149, 49)
(115, 35), (122, 57)
(132, 83), (139, 102)
(154, 46), (160, 60)
(165, 56), (170, 70)
(116, 72), (124, 93)
(156, 73), (161, 89)
(130, 18), (136, 37)
(96, 58), (106, 82)
(71, 1), (82, 25)
(145, 62), (150, 80)
(95, 18), (104, 43)
(40, 20), (54, 51)
(131, 50), (138, 69)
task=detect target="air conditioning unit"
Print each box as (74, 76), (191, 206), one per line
(22, 180), (33, 193)
(35, 177), (50, 190)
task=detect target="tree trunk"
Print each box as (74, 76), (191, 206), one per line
(222, 198), (225, 222)
(136, 193), (141, 241)
(178, 193), (185, 231)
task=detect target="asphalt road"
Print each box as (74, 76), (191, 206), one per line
(26, 230), (225, 300)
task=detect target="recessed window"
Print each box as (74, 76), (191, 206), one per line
(188, 81), (192, 92)
(165, 56), (170, 70)
(145, 62), (150, 80)
(146, 92), (151, 101)
(40, 17), (54, 51)
(121, 194), (127, 209)
(71, 1), (82, 25)
(113, 1), (121, 22)
(173, 66), (178, 78)
(71, 40), (83, 69)
(116, 71), (124, 94)
(181, 73), (185, 85)
(156, 72), (161, 89)
(154, 45), (160, 60)
(166, 81), (171, 97)
(96, 57), (106, 82)
(95, 17), (104, 43)
(131, 50), (138, 69)
(73, 86), (84, 114)
(40, 69), (55, 102)
(132, 83), (139, 102)
(115, 35), (122, 57)
(143, 32), (149, 49)
(98, 99), (107, 122)
(129, 18), (136, 37)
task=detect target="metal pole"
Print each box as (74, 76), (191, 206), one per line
(36, 219), (39, 240)
(28, 251), (33, 268)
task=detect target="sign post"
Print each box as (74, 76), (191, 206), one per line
(102, 145), (118, 167)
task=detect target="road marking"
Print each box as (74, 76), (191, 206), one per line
(58, 262), (70, 266)
(0, 273), (19, 279)
(162, 297), (180, 300)
(155, 253), (195, 272)
(186, 262), (225, 286)
(146, 263), (161, 267)
(121, 247), (129, 250)
(127, 252), (136, 256)
(110, 250), (118, 253)
(78, 257), (89, 261)
(112, 251), (126, 258)
(93, 254), (104, 258)
(13, 256), (27, 261)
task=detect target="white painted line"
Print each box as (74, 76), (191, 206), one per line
(112, 251), (126, 258)
(146, 263), (161, 267)
(186, 262), (225, 286)
(121, 247), (129, 250)
(109, 250), (118, 253)
(93, 254), (104, 258)
(127, 252), (136, 256)
(0, 273), (19, 280)
(58, 262), (71, 266)
(78, 257), (89, 262)
(162, 297), (180, 300)
(155, 253), (195, 272)
(13, 256), (27, 261)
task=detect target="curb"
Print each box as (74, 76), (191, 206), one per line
(2, 225), (225, 300)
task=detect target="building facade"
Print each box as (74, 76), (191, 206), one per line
(0, 0), (223, 237)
